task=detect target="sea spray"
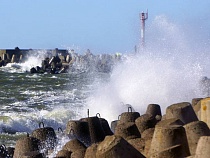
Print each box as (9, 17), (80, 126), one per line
(1, 50), (48, 73)
(85, 15), (207, 124)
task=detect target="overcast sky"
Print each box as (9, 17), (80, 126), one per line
(0, 0), (209, 54)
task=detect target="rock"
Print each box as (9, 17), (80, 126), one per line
(0, 144), (8, 158)
(30, 67), (37, 73)
(7, 147), (15, 158)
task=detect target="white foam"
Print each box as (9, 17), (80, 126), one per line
(0, 50), (47, 73)
(85, 15), (208, 124)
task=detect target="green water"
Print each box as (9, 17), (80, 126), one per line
(0, 69), (109, 148)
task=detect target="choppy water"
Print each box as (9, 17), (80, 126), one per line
(0, 66), (110, 147)
(0, 15), (209, 157)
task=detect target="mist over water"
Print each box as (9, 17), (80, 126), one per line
(85, 15), (209, 123)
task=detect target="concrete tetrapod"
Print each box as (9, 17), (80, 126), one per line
(184, 121), (210, 155)
(192, 98), (203, 107)
(13, 136), (42, 158)
(115, 122), (141, 140)
(149, 144), (185, 158)
(31, 122), (57, 150)
(166, 102), (198, 124)
(141, 128), (155, 140)
(99, 118), (113, 136)
(194, 136), (210, 158)
(84, 144), (98, 158)
(128, 138), (145, 156)
(146, 104), (162, 118)
(118, 107), (140, 124)
(62, 139), (86, 153)
(110, 120), (118, 133)
(71, 149), (86, 158)
(141, 128), (155, 157)
(156, 118), (184, 127)
(200, 98), (210, 128)
(135, 114), (157, 134)
(148, 125), (190, 158)
(87, 116), (106, 144)
(56, 150), (71, 158)
(96, 135), (145, 158)
(66, 120), (91, 147)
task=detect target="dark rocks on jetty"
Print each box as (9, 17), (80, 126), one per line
(0, 47), (122, 74)
(3, 97), (210, 157)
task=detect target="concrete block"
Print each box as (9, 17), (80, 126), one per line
(115, 122), (141, 140)
(148, 125), (190, 157)
(96, 135), (145, 158)
(195, 136), (210, 158)
(166, 102), (198, 124)
(184, 121), (210, 155)
(200, 98), (210, 128)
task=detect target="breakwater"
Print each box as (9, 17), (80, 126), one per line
(0, 47), (122, 74)
(2, 97), (210, 158)
(0, 48), (68, 66)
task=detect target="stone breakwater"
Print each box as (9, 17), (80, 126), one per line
(1, 97), (210, 158)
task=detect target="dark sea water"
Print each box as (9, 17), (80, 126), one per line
(0, 50), (209, 157)
(0, 16), (210, 157)
(0, 66), (110, 150)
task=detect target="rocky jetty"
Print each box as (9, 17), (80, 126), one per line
(2, 97), (210, 158)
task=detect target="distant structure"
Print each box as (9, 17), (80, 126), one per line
(140, 9), (148, 48)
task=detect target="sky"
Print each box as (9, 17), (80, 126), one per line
(0, 0), (210, 54)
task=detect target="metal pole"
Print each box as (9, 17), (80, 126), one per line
(140, 10), (148, 48)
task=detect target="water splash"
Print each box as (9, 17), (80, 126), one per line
(85, 15), (207, 123)
(0, 50), (47, 73)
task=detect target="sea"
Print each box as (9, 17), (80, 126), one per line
(0, 15), (210, 157)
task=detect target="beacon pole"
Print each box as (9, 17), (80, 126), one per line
(140, 9), (148, 49)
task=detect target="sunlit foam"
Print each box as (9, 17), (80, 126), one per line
(84, 15), (208, 124)
(1, 50), (47, 73)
